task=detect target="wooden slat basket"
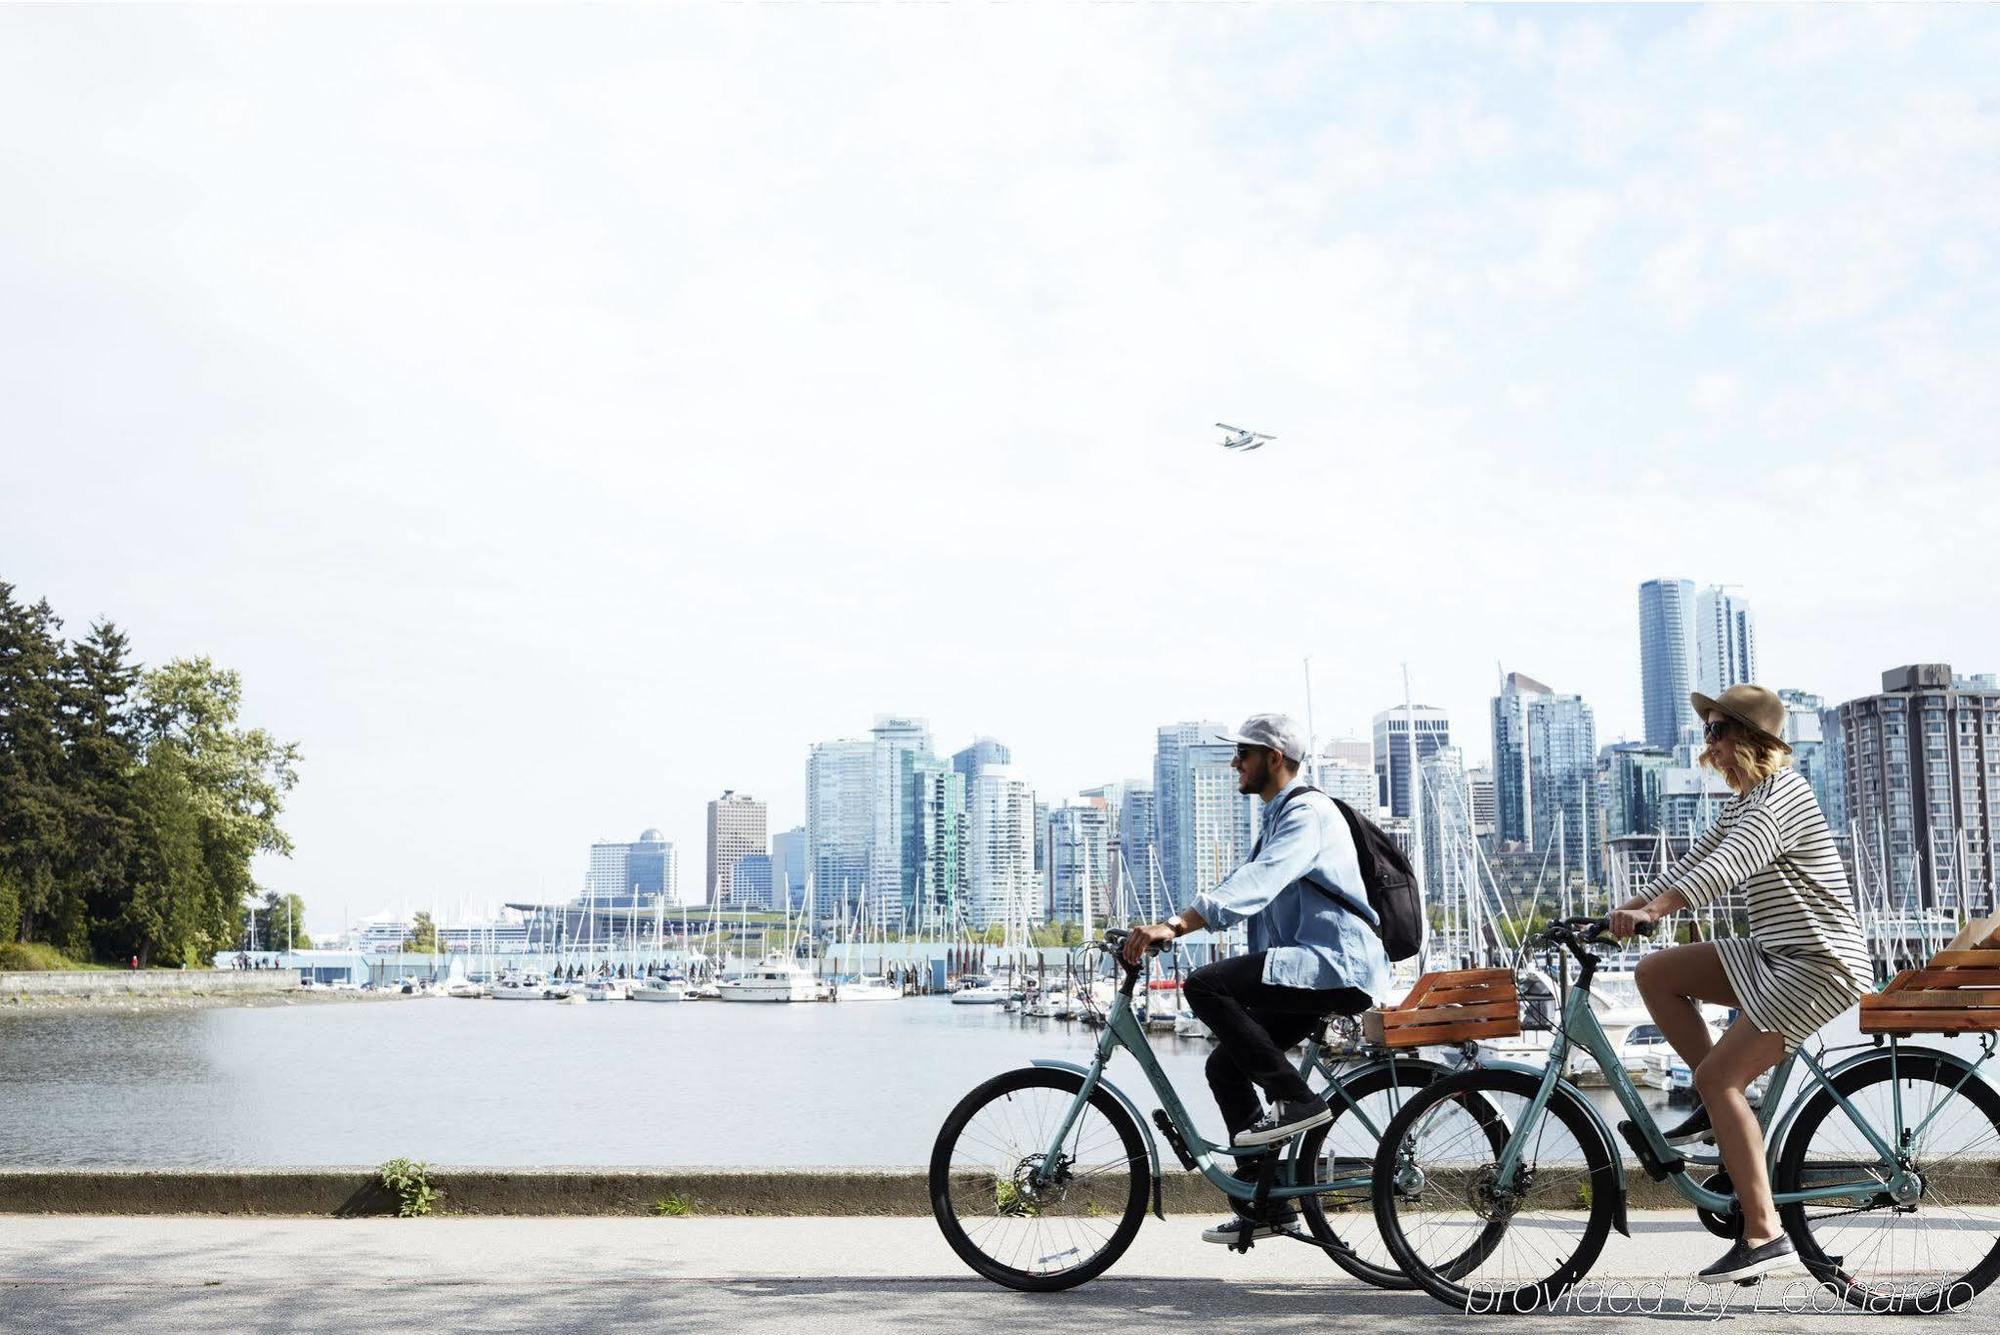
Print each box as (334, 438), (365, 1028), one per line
(1859, 913), (2000, 1036)
(1362, 968), (1520, 1048)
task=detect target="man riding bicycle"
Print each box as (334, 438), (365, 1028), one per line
(1122, 713), (1391, 1245)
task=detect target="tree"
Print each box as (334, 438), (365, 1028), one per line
(0, 585), (73, 949)
(259, 890), (312, 951)
(59, 622), (142, 961)
(403, 910), (438, 954)
(128, 658), (301, 966)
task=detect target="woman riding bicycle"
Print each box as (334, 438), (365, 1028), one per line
(1606, 683), (1872, 1284)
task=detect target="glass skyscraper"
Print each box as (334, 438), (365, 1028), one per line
(1490, 671), (1597, 872)
(1696, 586), (1758, 701)
(806, 738), (875, 920)
(1638, 578), (1698, 750)
(1371, 705), (1451, 821)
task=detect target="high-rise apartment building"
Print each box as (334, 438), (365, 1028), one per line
(1490, 671), (1597, 871)
(909, 758), (966, 931)
(1779, 689), (1843, 834)
(1316, 760), (1378, 815)
(1639, 578), (1699, 750)
(968, 767), (1038, 932)
(1372, 705), (1452, 821)
(1696, 586), (1758, 701)
(1837, 665), (2000, 916)
(1467, 767), (1497, 837)
(771, 826), (807, 911)
(587, 829), (682, 905)
(1600, 743), (1672, 841)
(1153, 722), (1229, 904)
(806, 738), (874, 919)
(1046, 800), (1114, 923)
(869, 715), (935, 923)
(951, 737), (1011, 796)
(705, 791), (768, 906)
(730, 853), (774, 909)
(1118, 784), (1162, 917)
(1419, 745), (1474, 910)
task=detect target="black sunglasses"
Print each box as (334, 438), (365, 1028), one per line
(1703, 719), (1733, 741)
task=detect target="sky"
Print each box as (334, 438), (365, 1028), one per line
(3, 6), (1996, 937)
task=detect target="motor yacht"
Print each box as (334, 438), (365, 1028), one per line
(631, 974), (690, 1002)
(718, 953), (818, 1002)
(835, 974), (902, 1002)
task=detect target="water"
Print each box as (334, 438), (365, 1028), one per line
(0, 998), (1225, 1168)
(19, 998), (1946, 1170)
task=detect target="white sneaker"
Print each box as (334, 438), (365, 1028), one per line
(1232, 1099), (1333, 1147)
(1201, 1214), (1300, 1245)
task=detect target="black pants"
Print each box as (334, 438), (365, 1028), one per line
(1182, 951), (1373, 1142)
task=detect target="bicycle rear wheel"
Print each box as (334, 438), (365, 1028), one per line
(1373, 1067), (1617, 1313)
(929, 1066), (1150, 1291)
(1778, 1050), (2000, 1312)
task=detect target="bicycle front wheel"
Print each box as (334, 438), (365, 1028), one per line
(929, 1066), (1150, 1291)
(1302, 1058), (1476, 1288)
(1778, 1049), (2000, 1312)
(1373, 1067), (1617, 1313)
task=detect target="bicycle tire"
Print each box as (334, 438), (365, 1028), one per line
(1301, 1058), (1487, 1289)
(1372, 1066), (1618, 1313)
(1777, 1049), (2000, 1313)
(929, 1066), (1150, 1291)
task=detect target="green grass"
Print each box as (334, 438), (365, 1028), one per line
(0, 942), (105, 972)
(651, 1192), (698, 1217)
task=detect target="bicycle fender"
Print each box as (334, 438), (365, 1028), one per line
(1477, 1057), (1632, 1237)
(1030, 1059), (1166, 1220)
(1767, 1044), (1990, 1154)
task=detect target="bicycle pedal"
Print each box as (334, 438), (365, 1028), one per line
(1732, 1277), (1759, 1288)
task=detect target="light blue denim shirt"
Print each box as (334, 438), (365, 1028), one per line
(1187, 780), (1393, 998)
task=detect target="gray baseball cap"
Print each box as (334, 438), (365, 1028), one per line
(1215, 713), (1307, 763)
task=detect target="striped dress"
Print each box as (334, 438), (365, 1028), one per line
(1653, 767), (1873, 1050)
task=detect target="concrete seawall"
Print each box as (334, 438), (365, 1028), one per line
(0, 970), (299, 1001)
(0, 1165), (1918, 1216)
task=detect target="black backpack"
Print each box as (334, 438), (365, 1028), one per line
(1258, 785), (1425, 963)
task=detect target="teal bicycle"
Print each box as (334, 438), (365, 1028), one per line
(930, 928), (1489, 1291)
(1372, 916), (2000, 1313)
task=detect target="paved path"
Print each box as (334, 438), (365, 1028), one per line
(0, 1213), (1944, 1332)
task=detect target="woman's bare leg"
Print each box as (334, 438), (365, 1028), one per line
(1633, 942), (1735, 1068)
(1693, 1017), (1788, 1245)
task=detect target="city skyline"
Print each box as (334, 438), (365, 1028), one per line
(6, 7), (1995, 933)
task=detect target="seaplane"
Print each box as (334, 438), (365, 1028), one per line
(1216, 422), (1274, 451)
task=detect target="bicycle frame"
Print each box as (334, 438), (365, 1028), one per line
(1491, 946), (1940, 1216)
(1033, 953), (1435, 1209)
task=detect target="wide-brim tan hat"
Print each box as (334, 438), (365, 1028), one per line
(1690, 684), (1791, 752)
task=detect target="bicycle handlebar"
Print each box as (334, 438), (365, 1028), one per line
(1098, 927), (1170, 961)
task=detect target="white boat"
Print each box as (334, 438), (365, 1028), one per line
(445, 980), (484, 999)
(492, 971), (566, 1001)
(1173, 1010), (1214, 1040)
(584, 979), (629, 1002)
(835, 975), (902, 1002)
(719, 953), (818, 1003)
(950, 975), (1011, 1006)
(1024, 986), (1080, 1020)
(631, 975), (690, 1003)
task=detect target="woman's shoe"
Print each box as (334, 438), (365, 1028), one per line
(1697, 1234), (1801, 1284)
(1663, 1103), (1714, 1146)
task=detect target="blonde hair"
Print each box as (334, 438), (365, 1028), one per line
(1700, 722), (1791, 795)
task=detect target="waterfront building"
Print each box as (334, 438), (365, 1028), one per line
(1183, 743), (1257, 897)
(437, 917), (533, 954)
(968, 766), (1039, 932)
(1046, 799), (1114, 923)
(587, 829), (682, 906)
(1154, 722), (1227, 905)
(950, 736), (1011, 796)
(1372, 705), (1452, 821)
(1695, 586), (1758, 702)
(870, 715), (935, 924)
(1316, 759), (1378, 816)
(1601, 743), (1672, 841)
(1490, 672), (1596, 872)
(1779, 689), (1844, 835)
(706, 791), (768, 906)
(910, 758), (966, 931)
(807, 738), (875, 920)
(1419, 746), (1475, 915)
(1836, 665), (2000, 917)
(1117, 784), (1162, 918)
(1659, 766), (1735, 842)
(1033, 800), (1051, 877)
(1467, 767), (1497, 838)
(1319, 736), (1374, 772)
(1639, 578), (1699, 750)
(730, 853), (775, 909)
(771, 826), (807, 910)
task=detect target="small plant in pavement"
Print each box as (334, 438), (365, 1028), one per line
(378, 1158), (440, 1217)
